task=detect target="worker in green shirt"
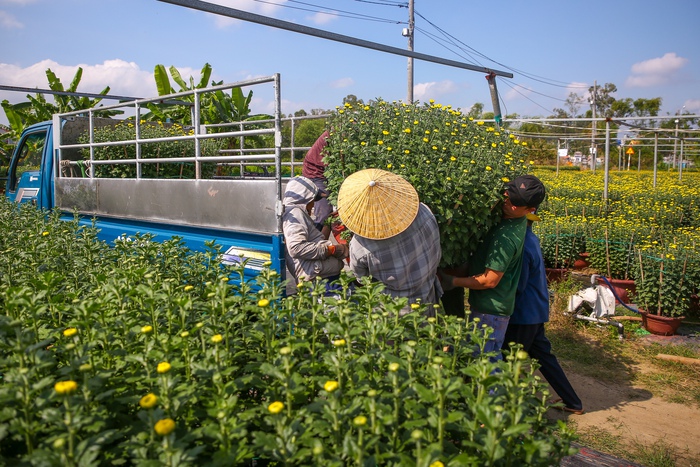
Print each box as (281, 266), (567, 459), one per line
(440, 174), (546, 359)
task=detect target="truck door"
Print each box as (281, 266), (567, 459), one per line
(6, 128), (48, 207)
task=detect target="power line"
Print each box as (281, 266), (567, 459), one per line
(498, 80), (555, 115)
(253, 0), (403, 24)
(350, 0), (408, 7)
(414, 9), (582, 90)
(159, 0), (513, 77)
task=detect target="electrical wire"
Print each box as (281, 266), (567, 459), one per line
(350, 0), (408, 6)
(414, 9), (585, 90)
(498, 80), (556, 115)
(251, 0), (404, 24)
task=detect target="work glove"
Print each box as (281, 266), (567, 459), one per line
(327, 243), (348, 259)
(332, 243), (348, 259)
(437, 269), (456, 292)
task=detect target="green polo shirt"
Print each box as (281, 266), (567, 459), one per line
(467, 216), (528, 317)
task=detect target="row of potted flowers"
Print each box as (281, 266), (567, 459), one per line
(532, 170), (700, 334)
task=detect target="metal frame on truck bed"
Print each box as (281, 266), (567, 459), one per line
(5, 74), (313, 285)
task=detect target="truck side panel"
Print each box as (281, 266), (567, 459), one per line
(54, 178), (281, 234)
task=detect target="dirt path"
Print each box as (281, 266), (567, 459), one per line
(548, 370), (700, 465)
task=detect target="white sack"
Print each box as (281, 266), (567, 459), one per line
(568, 286), (616, 318)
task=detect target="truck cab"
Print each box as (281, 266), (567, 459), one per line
(6, 121), (53, 208)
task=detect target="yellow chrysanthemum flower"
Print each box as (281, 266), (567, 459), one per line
(268, 401), (284, 414)
(54, 380), (78, 395)
(353, 415), (368, 426)
(139, 393), (158, 409)
(154, 418), (175, 436)
(63, 328), (78, 337)
(258, 299), (270, 307)
(157, 362), (172, 374)
(324, 380), (339, 392)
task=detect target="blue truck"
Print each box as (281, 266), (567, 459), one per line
(4, 75), (313, 285)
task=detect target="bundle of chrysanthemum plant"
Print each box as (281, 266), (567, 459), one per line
(323, 99), (532, 267)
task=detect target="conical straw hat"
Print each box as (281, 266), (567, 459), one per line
(337, 168), (419, 240)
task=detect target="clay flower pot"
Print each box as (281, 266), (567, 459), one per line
(597, 277), (636, 304)
(573, 252), (591, 270)
(545, 268), (568, 283)
(640, 311), (685, 336)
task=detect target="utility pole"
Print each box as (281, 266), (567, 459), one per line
(589, 80), (597, 172)
(405, 0), (415, 103)
(673, 106), (685, 168)
(673, 118), (679, 169)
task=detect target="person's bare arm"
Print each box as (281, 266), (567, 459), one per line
(452, 268), (504, 290)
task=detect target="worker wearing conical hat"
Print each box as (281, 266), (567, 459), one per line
(337, 168), (443, 313)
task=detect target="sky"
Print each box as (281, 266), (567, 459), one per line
(1, 0), (699, 127)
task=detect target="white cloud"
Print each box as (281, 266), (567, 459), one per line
(0, 10), (22, 28)
(625, 53), (688, 88)
(0, 60), (159, 126)
(413, 80), (459, 102)
(684, 99), (700, 113)
(307, 10), (338, 26)
(0, 0), (38, 5)
(566, 81), (589, 97)
(206, 0), (287, 28)
(0, 59), (224, 105)
(330, 77), (354, 89)
(503, 84), (531, 101)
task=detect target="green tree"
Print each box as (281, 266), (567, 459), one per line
(590, 82), (618, 118)
(1, 67), (113, 155)
(143, 63), (213, 124)
(553, 92), (586, 118)
(467, 102), (484, 119)
(342, 94), (363, 107)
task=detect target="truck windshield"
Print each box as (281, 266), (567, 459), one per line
(10, 131), (46, 192)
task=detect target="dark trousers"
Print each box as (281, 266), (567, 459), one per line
(503, 323), (583, 410)
(441, 287), (465, 319)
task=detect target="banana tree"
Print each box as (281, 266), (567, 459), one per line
(1, 67), (115, 150)
(145, 63), (273, 148)
(143, 63), (213, 124)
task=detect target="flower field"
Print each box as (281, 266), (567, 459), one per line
(534, 169), (700, 318)
(0, 199), (573, 466)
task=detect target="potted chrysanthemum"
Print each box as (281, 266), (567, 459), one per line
(633, 239), (696, 335)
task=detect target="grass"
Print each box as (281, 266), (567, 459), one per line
(546, 275), (700, 466)
(574, 424), (686, 467)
